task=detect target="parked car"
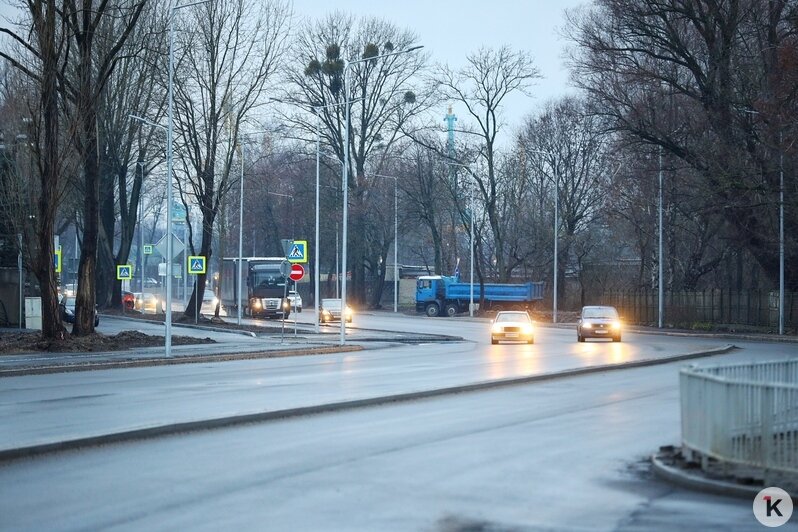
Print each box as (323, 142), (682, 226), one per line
(288, 290), (303, 313)
(122, 291), (135, 310)
(58, 295), (99, 326)
(319, 298), (352, 323)
(577, 305), (622, 342)
(490, 311), (534, 344)
(60, 283), (77, 298)
(133, 292), (164, 314)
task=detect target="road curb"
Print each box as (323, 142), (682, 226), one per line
(0, 344), (735, 462)
(0, 345), (364, 377)
(650, 451), (761, 500)
(101, 314), (258, 338)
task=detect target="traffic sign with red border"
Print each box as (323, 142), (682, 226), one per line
(289, 263), (305, 281)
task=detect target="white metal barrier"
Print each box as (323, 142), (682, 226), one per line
(680, 359), (798, 489)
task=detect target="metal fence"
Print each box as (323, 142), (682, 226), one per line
(593, 289), (797, 330)
(680, 359), (798, 490)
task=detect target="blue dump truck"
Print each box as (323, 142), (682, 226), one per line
(415, 275), (545, 317)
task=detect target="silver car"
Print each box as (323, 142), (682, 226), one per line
(288, 290), (303, 313)
(577, 305), (622, 342)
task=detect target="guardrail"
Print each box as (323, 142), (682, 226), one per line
(680, 359), (798, 489)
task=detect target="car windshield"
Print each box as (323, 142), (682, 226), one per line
(322, 299), (341, 310)
(582, 307), (618, 319)
(63, 297), (76, 307)
(496, 312), (530, 323)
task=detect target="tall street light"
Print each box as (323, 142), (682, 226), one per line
(310, 100), (359, 332)
(738, 109), (785, 334)
(370, 174), (400, 312)
(523, 148), (558, 322)
(658, 147), (664, 329)
(340, 44), (423, 345)
(446, 161), (476, 317)
(161, 0), (210, 356)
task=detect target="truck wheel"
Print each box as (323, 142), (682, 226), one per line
(444, 303), (459, 317)
(425, 303), (440, 317)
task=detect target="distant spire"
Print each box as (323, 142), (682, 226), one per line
(445, 105), (457, 159)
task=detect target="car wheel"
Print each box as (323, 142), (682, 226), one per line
(527, 338), (534, 344)
(425, 303), (440, 317)
(444, 303), (459, 317)
(491, 337), (498, 345)
(613, 335), (622, 342)
(577, 334), (585, 343)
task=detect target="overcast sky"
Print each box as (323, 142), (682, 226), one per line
(1, 0), (589, 131)
(292, 0), (589, 127)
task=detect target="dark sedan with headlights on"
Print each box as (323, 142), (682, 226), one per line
(577, 305), (622, 342)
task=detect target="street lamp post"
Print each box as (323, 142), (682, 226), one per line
(522, 148), (557, 321)
(137, 161), (146, 293)
(658, 147), (664, 329)
(370, 174), (399, 312)
(310, 100), (358, 332)
(167, 0), (209, 355)
(445, 161), (476, 317)
(779, 130), (784, 335)
(130, 0), (209, 356)
(340, 45), (423, 345)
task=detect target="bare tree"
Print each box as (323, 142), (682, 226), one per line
(61, 0), (147, 335)
(171, 0), (290, 320)
(0, 1), (76, 339)
(284, 12), (429, 306)
(566, 0), (798, 290)
(97, 2), (167, 310)
(520, 97), (613, 304)
(437, 46), (541, 282)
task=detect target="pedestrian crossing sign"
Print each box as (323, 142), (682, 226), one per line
(188, 255), (206, 274)
(287, 240), (307, 263)
(117, 264), (133, 280)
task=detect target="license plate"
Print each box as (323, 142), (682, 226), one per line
(596, 330), (607, 334)
(506, 333), (518, 338)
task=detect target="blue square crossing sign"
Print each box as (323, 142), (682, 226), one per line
(287, 240), (307, 263)
(117, 264), (133, 280)
(188, 255), (206, 274)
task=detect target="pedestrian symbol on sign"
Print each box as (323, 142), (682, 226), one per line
(188, 255), (206, 275)
(117, 265), (133, 280)
(287, 240), (308, 263)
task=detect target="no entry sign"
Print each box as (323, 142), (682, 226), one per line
(289, 263), (305, 281)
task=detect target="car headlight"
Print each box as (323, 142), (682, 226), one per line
(65, 308), (74, 316)
(252, 299), (262, 310)
(522, 324), (534, 334)
(583, 322), (593, 329)
(322, 310), (331, 317)
(611, 321), (621, 330)
(345, 306), (353, 316)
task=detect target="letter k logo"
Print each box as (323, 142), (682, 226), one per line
(754, 487), (792, 526)
(764, 496), (783, 518)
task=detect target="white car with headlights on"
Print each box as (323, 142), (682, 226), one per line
(319, 298), (353, 323)
(490, 311), (534, 344)
(577, 305), (622, 342)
